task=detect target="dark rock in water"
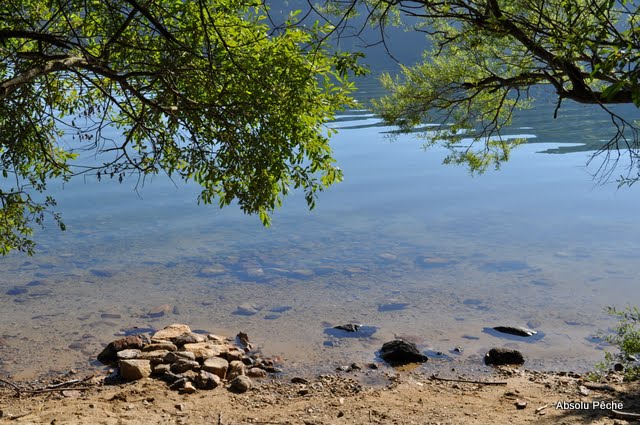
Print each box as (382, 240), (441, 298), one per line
(122, 327), (156, 337)
(378, 302), (409, 312)
(325, 325), (378, 339)
(234, 304), (259, 316)
(6, 286), (27, 296)
(480, 261), (529, 272)
(101, 313), (121, 320)
(483, 327), (544, 343)
(415, 256), (456, 268)
(270, 306), (292, 313)
(526, 320), (542, 329)
(90, 269), (114, 277)
(493, 326), (537, 337)
(264, 314), (281, 320)
(334, 324), (361, 333)
(379, 340), (428, 365)
(97, 335), (144, 364)
(484, 348), (525, 366)
(27, 280), (46, 286)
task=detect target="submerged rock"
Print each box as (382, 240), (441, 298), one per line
(334, 324), (361, 333)
(493, 326), (537, 337)
(484, 347), (525, 366)
(379, 340), (428, 365)
(234, 304), (259, 316)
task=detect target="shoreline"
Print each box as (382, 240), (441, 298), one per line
(1, 366), (638, 424)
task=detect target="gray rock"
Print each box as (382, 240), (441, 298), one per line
(195, 370), (220, 390)
(116, 349), (141, 360)
(138, 350), (170, 363)
(146, 304), (172, 318)
(202, 357), (229, 380)
(119, 359), (152, 381)
(247, 368), (268, 378)
(152, 363), (171, 375)
(164, 350), (197, 363)
(234, 304), (259, 316)
(98, 335), (144, 364)
(484, 348), (525, 366)
(174, 332), (206, 346)
(170, 359), (200, 374)
(227, 360), (245, 381)
(229, 375), (252, 393)
(379, 340), (428, 365)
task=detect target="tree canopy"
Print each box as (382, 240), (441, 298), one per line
(0, 0), (362, 254)
(342, 0), (640, 175)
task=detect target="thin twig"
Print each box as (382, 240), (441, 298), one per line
(218, 412), (222, 425)
(611, 409), (640, 419)
(29, 386), (93, 394)
(0, 377), (22, 395)
(430, 375), (507, 386)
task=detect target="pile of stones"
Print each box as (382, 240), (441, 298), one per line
(97, 324), (279, 394)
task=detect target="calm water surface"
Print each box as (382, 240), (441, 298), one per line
(1, 97), (639, 380)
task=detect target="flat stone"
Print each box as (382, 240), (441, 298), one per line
(183, 342), (225, 360)
(225, 349), (244, 361)
(119, 359), (151, 381)
(484, 348), (525, 366)
(117, 349), (141, 360)
(146, 304), (172, 318)
(174, 332), (206, 346)
(202, 357), (229, 380)
(207, 334), (227, 344)
(378, 253), (397, 261)
(195, 370), (220, 390)
(152, 363), (171, 375)
(379, 340), (428, 365)
(199, 266), (226, 276)
(170, 359), (200, 374)
(247, 368), (268, 378)
(143, 342), (177, 352)
(234, 304), (259, 316)
(164, 351), (197, 363)
(138, 350), (170, 363)
(152, 324), (192, 341)
(229, 375), (252, 393)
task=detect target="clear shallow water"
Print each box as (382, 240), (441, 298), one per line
(1, 108), (640, 380)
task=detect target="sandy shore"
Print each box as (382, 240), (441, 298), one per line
(1, 367), (638, 425)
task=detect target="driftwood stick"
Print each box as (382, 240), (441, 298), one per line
(44, 379), (82, 389)
(29, 386), (93, 394)
(611, 409), (640, 420)
(430, 375), (508, 386)
(0, 377), (22, 395)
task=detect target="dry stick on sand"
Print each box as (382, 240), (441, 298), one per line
(611, 409), (640, 420)
(430, 375), (508, 386)
(0, 377), (22, 395)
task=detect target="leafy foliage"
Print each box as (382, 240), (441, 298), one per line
(0, 0), (362, 254)
(595, 306), (640, 381)
(326, 0), (640, 174)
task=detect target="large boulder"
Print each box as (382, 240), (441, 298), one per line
(484, 348), (525, 366)
(379, 340), (428, 365)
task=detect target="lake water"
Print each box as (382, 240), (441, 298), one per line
(1, 83), (640, 380)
